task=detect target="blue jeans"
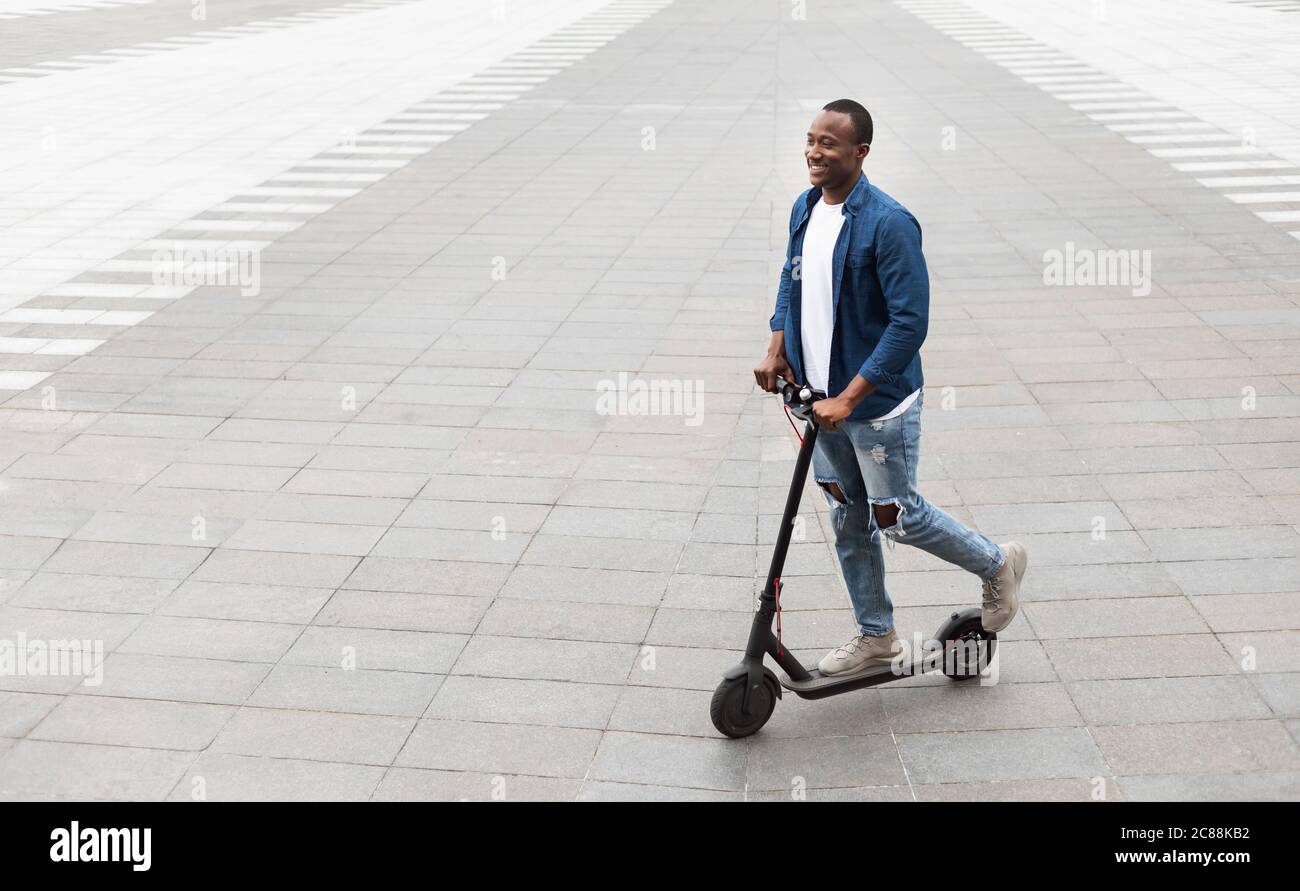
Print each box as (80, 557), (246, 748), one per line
(811, 389), (1005, 636)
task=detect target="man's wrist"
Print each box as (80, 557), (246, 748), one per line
(765, 331), (786, 358)
(839, 375), (875, 407)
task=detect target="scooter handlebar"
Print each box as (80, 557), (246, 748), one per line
(774, 376), (825, 420)
(774, 375), (820, 404)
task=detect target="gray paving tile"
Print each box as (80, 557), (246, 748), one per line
(915, 778), (1119, 802)
(395, 719), (600, 778)
(1068, 676), (1273, 724)
(1092, 720), (1300, 775)
(374, 768), (581, 802)
(192, 549), (360, 589)
(0, 691), (62, 738)
(211, 708), (415, 765)
(247, 665), (444, 717)
(1115, 772), (1300, 802)
(453, 635), (638, 684)
(746, 784), (915, 802)
(577, 780), (742, 801)
(41, 540), (209, 580)
(1190, 591), (1299, 631)
(0, 740), (193, 801)
(426, 676), (619, 729)
(1026, 596), (1209, 639)
(170, 753), (386, 802)
(747, 734), (907, 791)
(119, 615), (301, 663)
(1250, 672), (1300, 718)
(282, 626), (465, 674)
(476, 598), (654, 644)
(520, 533), (684, 572)
(8, 573), (176, 614)
(30, 695), (233, 750)
(316, 590), (489, 633)
(159, 580), (333, 624)
(587, 731), (747, 791)
(1218, 631), (1300, 674)
(881, 681), (1082, 733)
(340, 557), (510, 596)
(86, 653), (270, 705)
(897, 728), (1108, 784)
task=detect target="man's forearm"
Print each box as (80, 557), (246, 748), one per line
(838, 374), (877, 407)
(765, 330), (786, 358)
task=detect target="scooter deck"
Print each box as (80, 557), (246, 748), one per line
(779, 658), (929, 700)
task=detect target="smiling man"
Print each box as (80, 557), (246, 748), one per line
(753, 99), (1029, 677)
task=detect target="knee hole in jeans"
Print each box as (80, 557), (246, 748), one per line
(872, 502), (900, 530)
(816, 480), (847, 505)
(868, 498), (906, 550)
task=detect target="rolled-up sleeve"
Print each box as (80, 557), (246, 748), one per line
(857, 209), (930, 387)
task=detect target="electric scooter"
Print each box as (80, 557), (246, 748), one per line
(710, 376), (996, 738)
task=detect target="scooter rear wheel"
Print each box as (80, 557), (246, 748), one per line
(941, 620), (996, 681)
(710, 675), (778, 738)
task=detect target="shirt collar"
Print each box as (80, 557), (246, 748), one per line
(801, 170), (870, 223)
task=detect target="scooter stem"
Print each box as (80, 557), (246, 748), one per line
(761, 419), (819, 603)
(737, 415), (819, 688)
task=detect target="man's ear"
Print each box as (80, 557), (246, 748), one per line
(859, 143), (871, 162)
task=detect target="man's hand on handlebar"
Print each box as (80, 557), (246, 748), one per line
(810, 376), (876, 429)
(811, 395), (855, 429)
(754, 331), (793, 394)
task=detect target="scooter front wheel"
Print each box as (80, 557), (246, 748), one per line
(710, 674), (778, 738)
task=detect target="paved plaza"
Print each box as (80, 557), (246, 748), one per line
(0, 0), (1298, 801)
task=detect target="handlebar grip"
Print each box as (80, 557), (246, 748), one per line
(774, 376), (813, 404)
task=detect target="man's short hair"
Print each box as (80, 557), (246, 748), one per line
(822, 99), (873, 145)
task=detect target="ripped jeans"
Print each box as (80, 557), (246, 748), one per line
(811, 389), (1005, 636)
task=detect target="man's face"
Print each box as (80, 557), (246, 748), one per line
(805, 110), (867, 191)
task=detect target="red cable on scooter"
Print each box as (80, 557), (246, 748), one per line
(783, 403), (804, 445)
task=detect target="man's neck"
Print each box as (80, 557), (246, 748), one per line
(820, 170), (861, 205)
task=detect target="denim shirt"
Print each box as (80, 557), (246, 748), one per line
(769, 171), (929, 421)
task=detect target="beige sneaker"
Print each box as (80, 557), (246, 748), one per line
(981, 541), (1027, 632)
(818, 629), (902, 676)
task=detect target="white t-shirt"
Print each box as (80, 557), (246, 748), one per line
(799, 195), (920, 422)
(871, 386), (921, 421)
(799, 196), (843, 396)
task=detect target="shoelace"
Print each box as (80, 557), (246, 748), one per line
(835, 635), (869, 658)
(982, 575), (1002, 605)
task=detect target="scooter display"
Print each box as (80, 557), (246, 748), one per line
(710, 376), (996, 738)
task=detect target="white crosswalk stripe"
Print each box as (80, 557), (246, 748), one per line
(898, 0), (1300, 246)
(0, 0), (677, 371)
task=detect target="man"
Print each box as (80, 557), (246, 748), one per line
(753, 99), (1028, 677)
